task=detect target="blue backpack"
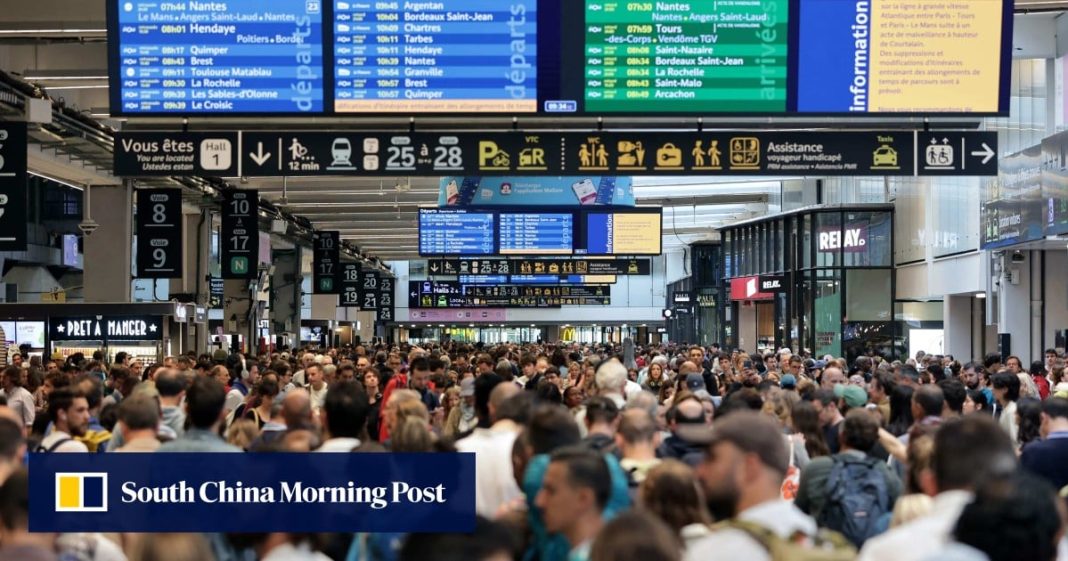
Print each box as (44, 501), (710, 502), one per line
(816, 455), (892, 548)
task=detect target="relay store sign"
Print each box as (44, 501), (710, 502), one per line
(730, 276), (777, 301)
(49, 316), (164, 342)
(31, 453), (475, 533)
(818, 226), (869, 253)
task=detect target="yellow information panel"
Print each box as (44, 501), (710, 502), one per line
(869, 1), (1004, 112)
(611, 213), (661, 255)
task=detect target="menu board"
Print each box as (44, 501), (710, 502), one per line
(499, 213), (573, 255)
(333, 0), (538, 113)
(111, 0), (324, 114)
(582, 211), (662, 255)
(418, 209), (495, 256)
(584, 0), (788, 113)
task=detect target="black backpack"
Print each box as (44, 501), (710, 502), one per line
(816, 455), (892, 548)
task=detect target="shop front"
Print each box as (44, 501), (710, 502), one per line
(721, 204), (895, 361)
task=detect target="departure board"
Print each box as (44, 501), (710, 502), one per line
(584, 0), (789, 113)
(418, 209), (495, 256)
(499, 213), (573, 255)
(113, 0), (325, 114)
(333, 0), (538, 113)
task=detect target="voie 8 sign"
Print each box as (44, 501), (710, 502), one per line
(136, 188), (183, 279)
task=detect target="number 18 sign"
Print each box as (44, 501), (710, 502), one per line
(136, 188), (183, 279)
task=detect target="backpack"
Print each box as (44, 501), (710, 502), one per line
(35, 437), (72, 453)
(816, 455), (892, 548)
(716, 519), (856, 561)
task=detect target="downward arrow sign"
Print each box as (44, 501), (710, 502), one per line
(971, 142), (995, 165)
(250, 142), (272, 166)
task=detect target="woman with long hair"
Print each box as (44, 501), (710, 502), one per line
(643, 362), (668, 394)
(1016, 397), (1043, 452)
(886, 385), (915, 437)
(639, 460), (714, 549)
(791, 400), (830, 459)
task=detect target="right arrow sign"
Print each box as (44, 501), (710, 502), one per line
(917, 132), (998, 176)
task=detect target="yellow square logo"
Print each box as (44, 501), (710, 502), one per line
(55, 473), (108, 512)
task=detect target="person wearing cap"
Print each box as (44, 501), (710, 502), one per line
(656, 394), (711, 467)
(779, 374), (797, 391)
(685, 411), (820, 561)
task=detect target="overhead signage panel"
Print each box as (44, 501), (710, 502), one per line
(116, 131), (997, 178)
(419, 209), (495, 256)
(135, 188), (183, 279)
(312, 231), (340, 294)
(409, 281), (610, 308)
(340, 263), (362, 308)
(109, 0), (325, 114)
(428, 258), (651, 276)
(499, 213), (573, 255)
(114, 132), (239, 176)
(221, 190), (259, 279)
(0, 123), (26, 251)
(378, 275), (395, 323)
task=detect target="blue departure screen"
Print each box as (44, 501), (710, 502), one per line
(499, 213), (572, 255)
(333, 0), (538, 113)
(419, 209), (495, 256)
(114, 0), (324, 113)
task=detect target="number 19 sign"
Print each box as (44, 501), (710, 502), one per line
(136, 188), (183, 279)
(221, 190), (259, 279)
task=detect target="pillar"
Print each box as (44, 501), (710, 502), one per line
(270, 247), (302, 340)
(944, 295), (971, 361)
(997, 251), (1032, 363)
(83, 182), (132, 302)
(179, 210), (210, 352)
(223, 279), (253, 354)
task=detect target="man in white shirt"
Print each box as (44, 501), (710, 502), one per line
(306, 364), (328, 412)
(685, 411), (818, 561)
(455, 383), (527, 516)
(858, 415), (1017, 561)
(0, 367), (33, 430)
(38, 387), (90, 452)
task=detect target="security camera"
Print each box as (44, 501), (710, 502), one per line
(78, 219), (100, 237)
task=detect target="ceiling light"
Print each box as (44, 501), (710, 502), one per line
(44, 85), (109, 91)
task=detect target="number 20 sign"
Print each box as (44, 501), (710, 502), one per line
(136, 188), (183, 279)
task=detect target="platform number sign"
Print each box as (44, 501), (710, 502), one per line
(340, 263), (362, 308)
(378, 275), (395, 322)
(360, 270), (379, 310)
(313, 231), (340, 294)
(136, 188), (183, 278)
(221, 190), (258, 279)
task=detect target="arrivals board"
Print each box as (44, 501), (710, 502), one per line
(110, 0), (324, 114)
(584, 0), (789, 113)
(418, 209), (495, 256)
(108, 0), (1012, 117)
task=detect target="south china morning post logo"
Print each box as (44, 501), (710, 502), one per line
(55, 473), (108, 513)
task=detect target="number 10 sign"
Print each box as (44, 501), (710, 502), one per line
(136, 188), (183, 279)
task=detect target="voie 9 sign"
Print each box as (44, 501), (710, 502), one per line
(818, 226), (868, 253)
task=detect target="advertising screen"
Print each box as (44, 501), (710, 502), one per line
(110, 0), (325, 114)
(108, 0), (1011, 116)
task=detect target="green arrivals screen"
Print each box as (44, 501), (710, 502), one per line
(584, 0), (789, 113)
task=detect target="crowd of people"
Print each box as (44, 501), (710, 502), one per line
(0, 341), (1066, 561)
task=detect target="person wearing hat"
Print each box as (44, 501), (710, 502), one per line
(834, 383), (869, 413)
(780, 374), (798, 391)
(445, 377), (477, 438)
(685, 411), (821, 560)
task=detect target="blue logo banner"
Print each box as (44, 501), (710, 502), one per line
(30, 453), (476, 533)
(439, 176), (635, 207)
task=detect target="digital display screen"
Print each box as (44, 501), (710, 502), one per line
(17, 322), (45, 349)
(418, 209), (495, 256)
(109, 0), (1011, 116)
(499, 213), (573, 255)
(333, 0), (538, 113)
(584, 0), (789, 113)
(110, 0), (325, 114)
(582, 211), (662, 255)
